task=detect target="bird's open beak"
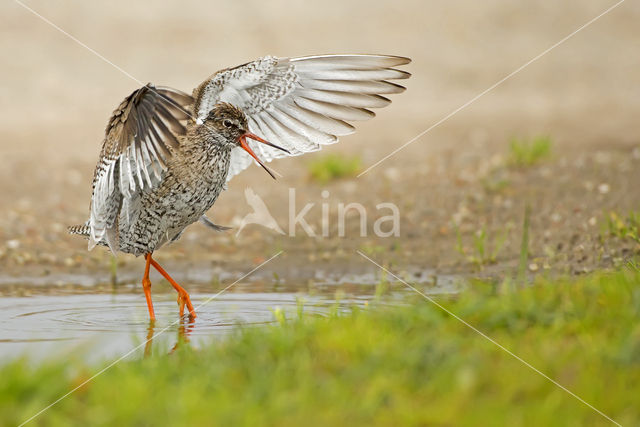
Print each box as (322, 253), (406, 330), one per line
(237, 132), (290, 179)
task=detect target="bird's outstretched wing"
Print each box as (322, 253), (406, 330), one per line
(89, 84), (193, 251)
(192, 54), (411, 182)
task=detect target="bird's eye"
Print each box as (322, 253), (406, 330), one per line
(223, 119), (233, 128)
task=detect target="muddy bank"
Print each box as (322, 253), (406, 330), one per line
(1, 0), (639, 289)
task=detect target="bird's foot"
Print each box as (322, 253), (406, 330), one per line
(177, 291), (196, 319)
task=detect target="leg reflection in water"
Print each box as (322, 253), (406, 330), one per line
(144, 315), (196, 357)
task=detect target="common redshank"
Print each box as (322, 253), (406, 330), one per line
(69, 54), (411, 319)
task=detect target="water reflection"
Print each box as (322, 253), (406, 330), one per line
(143, 316), (197, 357)
(0, 292), (377, 361)
(0, 275), (462, 362)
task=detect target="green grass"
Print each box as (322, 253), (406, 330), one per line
(481, 174), (511, 194)
(517, 204), (531, 284)
(2, 268), (640, 426)
(359, 244), (385, 257)
(508, 136), (552, 167)
(605, 211), (640, 244)
(455, 225), (510, 269)
(308, 153), (361, 183)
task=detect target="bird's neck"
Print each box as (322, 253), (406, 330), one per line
(180, 130), (232, 158)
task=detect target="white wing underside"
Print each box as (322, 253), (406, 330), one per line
(88, 55), (410, 253)
(89, 85), (191, 252)
(90, 148), (165, 253)
(193, 54), (411, 183)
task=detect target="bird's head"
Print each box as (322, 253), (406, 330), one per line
(196, 102), (289, 179)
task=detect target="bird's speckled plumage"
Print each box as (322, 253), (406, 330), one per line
(70, 54), (411, 258)
(117, 103), (247, 255)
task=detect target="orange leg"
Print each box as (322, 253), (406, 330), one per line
(142, 254), (156, 320)
(148, 255), (197, 318)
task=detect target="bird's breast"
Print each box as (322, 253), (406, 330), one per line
(173, 147), (232, 207)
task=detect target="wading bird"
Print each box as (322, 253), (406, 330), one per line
(69, 54), (410, 320)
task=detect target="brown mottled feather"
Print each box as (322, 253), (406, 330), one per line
(69, 55), (411, 256)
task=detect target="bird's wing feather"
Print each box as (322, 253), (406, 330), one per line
(192, 54), (410, 183)
(89, 84), (193, 251)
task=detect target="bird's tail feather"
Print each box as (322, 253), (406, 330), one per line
(68, 224), (90, 236)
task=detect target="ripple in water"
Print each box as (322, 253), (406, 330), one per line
(0, 292), (370, 362)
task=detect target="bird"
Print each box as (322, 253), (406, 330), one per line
(69, 54), (411, 320)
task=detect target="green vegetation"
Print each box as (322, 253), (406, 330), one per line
(359, 244), (385, 257)
(605, 211), (640, 244)
(517, 204), (531, 284)
(481, 173), (510, 194)
(2, 268), (640, 426)
(455, 225), (510, 269)
(308, 153), (361, 183)
(508, 136), (552, 167)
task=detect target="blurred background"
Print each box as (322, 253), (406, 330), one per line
(0, 0), (639, 286)
(2, 3), (640, 423)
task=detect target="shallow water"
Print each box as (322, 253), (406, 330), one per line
(0, 292), (362, 362)
(0, 269), (461, 362)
